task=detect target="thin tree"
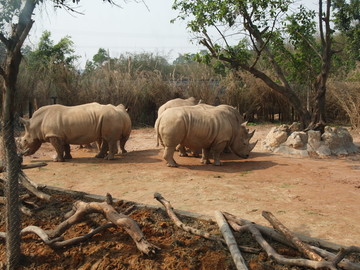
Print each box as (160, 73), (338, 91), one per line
(0, 1), (116, 268)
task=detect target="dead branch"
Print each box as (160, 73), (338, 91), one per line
(224, 212), (338, 269)
(0, 161), (47, 173)
(262, 210), (323, 261)
(154, 192), (224, 243)
(214, 211), (248, 270)
(311, 246), (360, 270)
(19, 171), (50, 201)
(47, 199), (160, 255)
(224, 212), (360, 270)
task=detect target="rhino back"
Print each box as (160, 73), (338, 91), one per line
(158, 106), (233, 149)
(157, 97), (197, 116)
(32, 103), (114, 144)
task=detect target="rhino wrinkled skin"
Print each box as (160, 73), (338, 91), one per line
(155, 104), (257, 167)
(157, 97), (197, 117)
(19, 102), (131, 162)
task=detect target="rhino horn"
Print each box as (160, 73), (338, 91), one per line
(248, 130), (255, 140)
(241, 121), (248, 127)
(250, 140), (258, 151)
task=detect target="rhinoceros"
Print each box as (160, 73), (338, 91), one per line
(157, 97), (198, 117)
(19, 102), (131, 162)
(157, 97), (200, 156)
(155, 104), (257, 167)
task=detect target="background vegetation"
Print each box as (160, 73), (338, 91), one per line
(11, 30), (359, 128)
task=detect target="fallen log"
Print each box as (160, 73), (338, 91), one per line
(18, 171), (50, 201)
(154, 192), (224, 243)
(262, 211), (323, 261)
(47, 199), (160, 255)
(224, 212), (360, 270)
(214, 211), (248, 270)
(0, 161), (47, 173)
(154, 192), (259, 253)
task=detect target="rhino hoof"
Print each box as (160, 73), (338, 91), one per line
(167, 163), (178, 167)
(201, 159), (211, 165)
(213, 162), (223, 166)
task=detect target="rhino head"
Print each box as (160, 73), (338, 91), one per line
(19, 117), (42, 156)
(230, 122), (257, 159)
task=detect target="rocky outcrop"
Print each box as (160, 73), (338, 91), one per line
(262, 123), (359, 157)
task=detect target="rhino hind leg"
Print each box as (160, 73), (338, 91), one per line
(63, 144), (72, 159)
(163, 146), (178, 167)
(104, 140), (117, 160)
(49, 137), (65, 162)
(201, 148), (211, 164)
(119, 136), (128, 154)
(96, 140), (108, 158)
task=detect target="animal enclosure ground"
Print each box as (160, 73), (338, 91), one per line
(18, 124), (360, 250)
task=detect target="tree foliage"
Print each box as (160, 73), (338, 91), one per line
(172, 0), (359, 130)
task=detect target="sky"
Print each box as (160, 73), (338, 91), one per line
(29, 0), (202, 68)
(28, 0), (318, 68)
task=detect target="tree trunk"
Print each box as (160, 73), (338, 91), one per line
(0, 1), (36, 268)
(306, 0), (332, 133)
(2, 68), (23, 270)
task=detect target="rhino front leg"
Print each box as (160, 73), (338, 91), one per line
(64, 144), (72, 159)
(212, 142), (226, 166)
(163, 146), (178, 167)
(201, 148), (211, 164)
(178, 145), (188, 157)
(49, 137), (65, 162)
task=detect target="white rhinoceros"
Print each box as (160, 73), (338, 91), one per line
(157, 97), (200, 156)
(19, 102), (131, 162)
(155, 104), (257, 167)
(157, 97), (198, 117)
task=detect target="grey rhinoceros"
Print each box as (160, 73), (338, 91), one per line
(19, 102), (131, 162)
(155, 104), (257, 167)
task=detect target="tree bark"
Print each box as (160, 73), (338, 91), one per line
(1, 1), (36, 268)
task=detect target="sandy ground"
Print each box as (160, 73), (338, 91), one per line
(22, 124), (360, 247)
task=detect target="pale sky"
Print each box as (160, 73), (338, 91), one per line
(28, 0), (318, 68)
(29, 0), (201, 67)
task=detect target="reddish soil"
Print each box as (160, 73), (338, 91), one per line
(21, 125), (360, 247)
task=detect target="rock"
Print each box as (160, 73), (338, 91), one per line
(285, 131), (308, 149)
(262, 125), (289, 151)
(307, 130), (322, 152)
(289, 122), (302, 132)
(322, 126), (359, 155)
(264, 125), (358, 157)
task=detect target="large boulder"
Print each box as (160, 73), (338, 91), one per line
(263, 123), (359, 157)
(262, 125), (289, 151)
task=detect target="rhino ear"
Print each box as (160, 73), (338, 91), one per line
(19, 117), (30, 128)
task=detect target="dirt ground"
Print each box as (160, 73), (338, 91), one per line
(22, 124), (360, 248)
